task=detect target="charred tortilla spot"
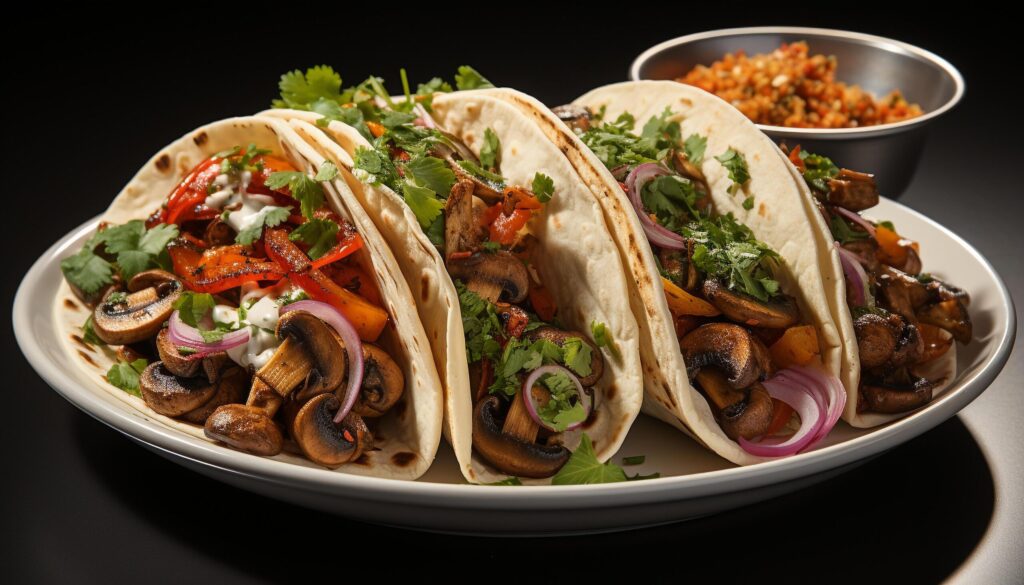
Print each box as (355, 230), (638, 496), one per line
(353, 453), (371, 466)
(421, 275), (431, 302)
(391, 452), (417, 467)
(77, 350), (97, 367)
(155, 154), (171, 172)
(193, 132), (208, 146)
(605, 383), (617, 400)
(64, 298), (78, 310)
(759, 203), (767, 217)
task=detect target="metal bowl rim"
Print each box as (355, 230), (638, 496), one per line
(629, 26), (965, 139)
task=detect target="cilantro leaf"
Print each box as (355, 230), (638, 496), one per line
(742, 195), (755, 210)
(456, 159), (505, 186)
(173, 292), (216, 328)
(799, 149), (839, 194)
(456, 280), (504, 363)
(405, 156), (456, 197)
(536, 372), (588, 431)
(532, 172), (554, 203)
(454, 66), (494, 90)
(353, 146), (401, 191)
(61, 221), (179, 292)
(106, 358), (148, 397)
(235, 206), (291, 245)
(402, 183), (445, 230)
(686, 213), (781, 301)
(425, 214), (445, 249)
(60, 247), (113, 295)
(480, 128), (501, 170)
(82, 315), (104, 346)
(315, 160), (338, 182)
(830, 215), (870, 244)
(552, 434), (628, 485)
(289, 218), (339, 259)
(562, 337), (593, 378)
(590, 320), (621, 361)
(622, 455), (646, 466)
(265, 171), (323, 219)
(715, 148), (750, 194)
(684, 133), (707, 165)
(275, 65), (342, 109)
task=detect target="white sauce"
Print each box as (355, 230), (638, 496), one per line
(219, 281), (303, 371)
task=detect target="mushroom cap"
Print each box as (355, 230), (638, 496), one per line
(179, 367), (248, 425)
(275, 311), (347, 396)
(526, 327), (605, 386)
(702, 279), (799, 329)
(291, 393), (370, 468)
(447, 251), (530, 304)
(155, 329), (202, 378)
(862, 373), (936, 414)
(139, 362), (218, 417)
(352, 343), (404, 418)
(204, 404), (283, 456)
(472, 395), (571, 479)
(93, 277), (182, 345)
(718, 383), (774, 440)
(127, 269), (178, 292)
(679, 323), (771, 389)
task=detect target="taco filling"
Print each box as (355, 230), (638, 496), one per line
(786, 146), (972, 414)
(560, 106), (845, 457)
(61, 146), (406, 468)
(289, 71), (610, 478)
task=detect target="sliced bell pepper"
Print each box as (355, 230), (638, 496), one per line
(326, 264), (383, 307)
(312, 233), (364, 269)
(528, 284), (557, 322)
(167, 238), (284, 294)
(662, 277), (721, 318)
(489, 208), (532, 245)
(768, 325), (820, 369)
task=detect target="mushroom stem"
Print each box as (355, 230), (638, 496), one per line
(695, 368), (746, 411)
(255, 338), (315, 397)
(247, 378), (284, 417)
(502, 388), (543, 443)
(468, 279), (503, 304)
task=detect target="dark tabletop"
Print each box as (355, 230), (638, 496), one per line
(4, 12), (1021, 585)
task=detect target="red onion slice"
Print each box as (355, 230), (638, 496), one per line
(521, 365), (593, 432)
(609, 164), (630, 181)
(739, 372), (825, 457)
(413, 103), (437, 129)
(624, 163), (688, 250)
(834, 206), (876, 237)
(280, 300), (364, 424)
(835, 243), (871, 307)
(783, 366), (847, 443)
(167, 310), (250, 357)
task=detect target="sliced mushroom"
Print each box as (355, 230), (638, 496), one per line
(352, 344), (404, 418)
(840, 239), (881, 273)
(447, 251), (529, 304)
(203, 218), (235, 246)
(292, 393), (371, 468)
(155, 329), (228, 381)
(246, 378), (283, 417)
(92, 275), (182, 345)
(139, 362), (218, 416)
(696, 368), (773, 440)
(444, 179), (480, 257)
(127, 269), (178, 292)
(204, 404), (283, 456)
(451, 164), (504, 204)
(525, 327), (605, 386)
(551, 104), (593, 133)
(827, 168), (879, 211)
(861, 371), (936, 414)
(679, 323), (771, 389)
(255, 311), (346, 398)
(179, 367), (248, 424)
(472, 395), (570, 478)
(854, 312), (923, 370)
(702, 279), (799, 329)
(917, 300), (973, 344)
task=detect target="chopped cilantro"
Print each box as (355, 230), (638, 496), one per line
(799, 149), (839, 194)
(105, 291), (128, 305)
(353, 147), (401, 191)
(405, 156), (456, 197)
(480, 128), (501, 170)
(106, 358), (148, 397)
(456, 281), (504, 363)
(715, 148), (750, 194)
(289, 218), (340, 259)
(829, 215), (870, 244)
(562, 338), (593, 378)
(536, 372), (588, 431)
(173, 292), (216, 328)
(425, 214), (445, 249)
(81, 315), (104, 346)
(274, 65), (343, 109)
(402, 183), (445, 230)
(622, 455), (646, 466)
(552, 434), (628, 485)
(454, 66), (494, 90)
(235, 206), (291, 246)
(266, 161), (336, 219)
(532, 172), (554, 203)
(684, 133), (707, 165)
(590, 320), (620, 361)
(315, 160), (338, 182)
(687, 214), (781, 302)
(61, 221), (179, 294)
(743, 195), (755, 210)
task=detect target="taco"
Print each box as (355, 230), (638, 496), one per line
(57, 116), (443, 479)
(481, 81), (848, 464)
(777, 145), (970, 427)
(262, 69), (643, 483)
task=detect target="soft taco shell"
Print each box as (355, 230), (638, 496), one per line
(55, 116), (443, 479)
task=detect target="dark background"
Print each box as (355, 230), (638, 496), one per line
(4, 11), (1021, 584)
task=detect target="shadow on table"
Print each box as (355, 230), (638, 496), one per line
(76, 415), (994, 583)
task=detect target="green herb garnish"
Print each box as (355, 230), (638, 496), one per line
(289, 218), (340, 259)
(590, 320), (620, 361)
(715, 148), (750, 194)
(454, 66), (494, 90)
(532, 172), (554, 203)
(480, 128), (501, 170)
(61, 220), (179, 294)
(234, 207), (291, 246)
(106, 358), (148, 397)
(552, 434), (628, 485)
(622, 455), (646, 466)
(684, 133), (707, 165)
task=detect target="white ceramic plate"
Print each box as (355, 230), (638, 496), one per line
(14, 198), (1015, 536)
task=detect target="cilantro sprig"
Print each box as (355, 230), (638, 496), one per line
(265, 160), (337, 219)
(715, 148), (750, 194)
(551, 434), (627, 485)
(106, 358), (148, 397)
(61, 220), (179, 295)
(799, 149), (840, 194)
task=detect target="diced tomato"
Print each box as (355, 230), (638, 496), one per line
(489, 209), (532, 245)
(788, 145), (805, 171)
(528, 284), (557, 322)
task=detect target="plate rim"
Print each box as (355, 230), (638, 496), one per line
(13, 197), (1016, 507)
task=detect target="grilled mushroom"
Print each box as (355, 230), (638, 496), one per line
(447, 251), (529, 304)
(472, 395), (571, 478)
(179, 366), (248, 424)
(444, 179), (481, 257)
(291, 393), (371, 467)
(679, 323), (771, 389)
(917, 300), (973, 344)
(204, 404), (283, 456)
(255, 311), (346, 399)
(352, 344), (404, 418)
(525, 327), (605, 386)
(139, 362), (218, 416)
(702, 279), (799, 329)
(92, 272), (182, 345)
(695, 368), (773, 440)
(854, 312), (924, 370)
(861, 371), (936, 414)
(827, 169), (879, 211)
(551, 104), (592, 133)
(155, 329), (227, 381)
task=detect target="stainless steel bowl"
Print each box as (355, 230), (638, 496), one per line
(631, 27), (965, 196)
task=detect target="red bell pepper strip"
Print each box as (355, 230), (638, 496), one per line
(311, 233), (364, 269)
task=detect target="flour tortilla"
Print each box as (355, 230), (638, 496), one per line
(770, 147), (958, 427)
(260, 92), (644, 484)
(55, 116), (444, 479)
(480, 82), (844, 465)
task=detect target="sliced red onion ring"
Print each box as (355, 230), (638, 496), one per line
(835, 243), (871, 307)
(413, 103), (437, 129)
(624, 163), (687, 250)
(167, 310), (249, 357)
(280, 300), (363, 424)
(783, 365), (847, 443)
(834, 206), (876, 237)
(521, 365), (593, 432)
